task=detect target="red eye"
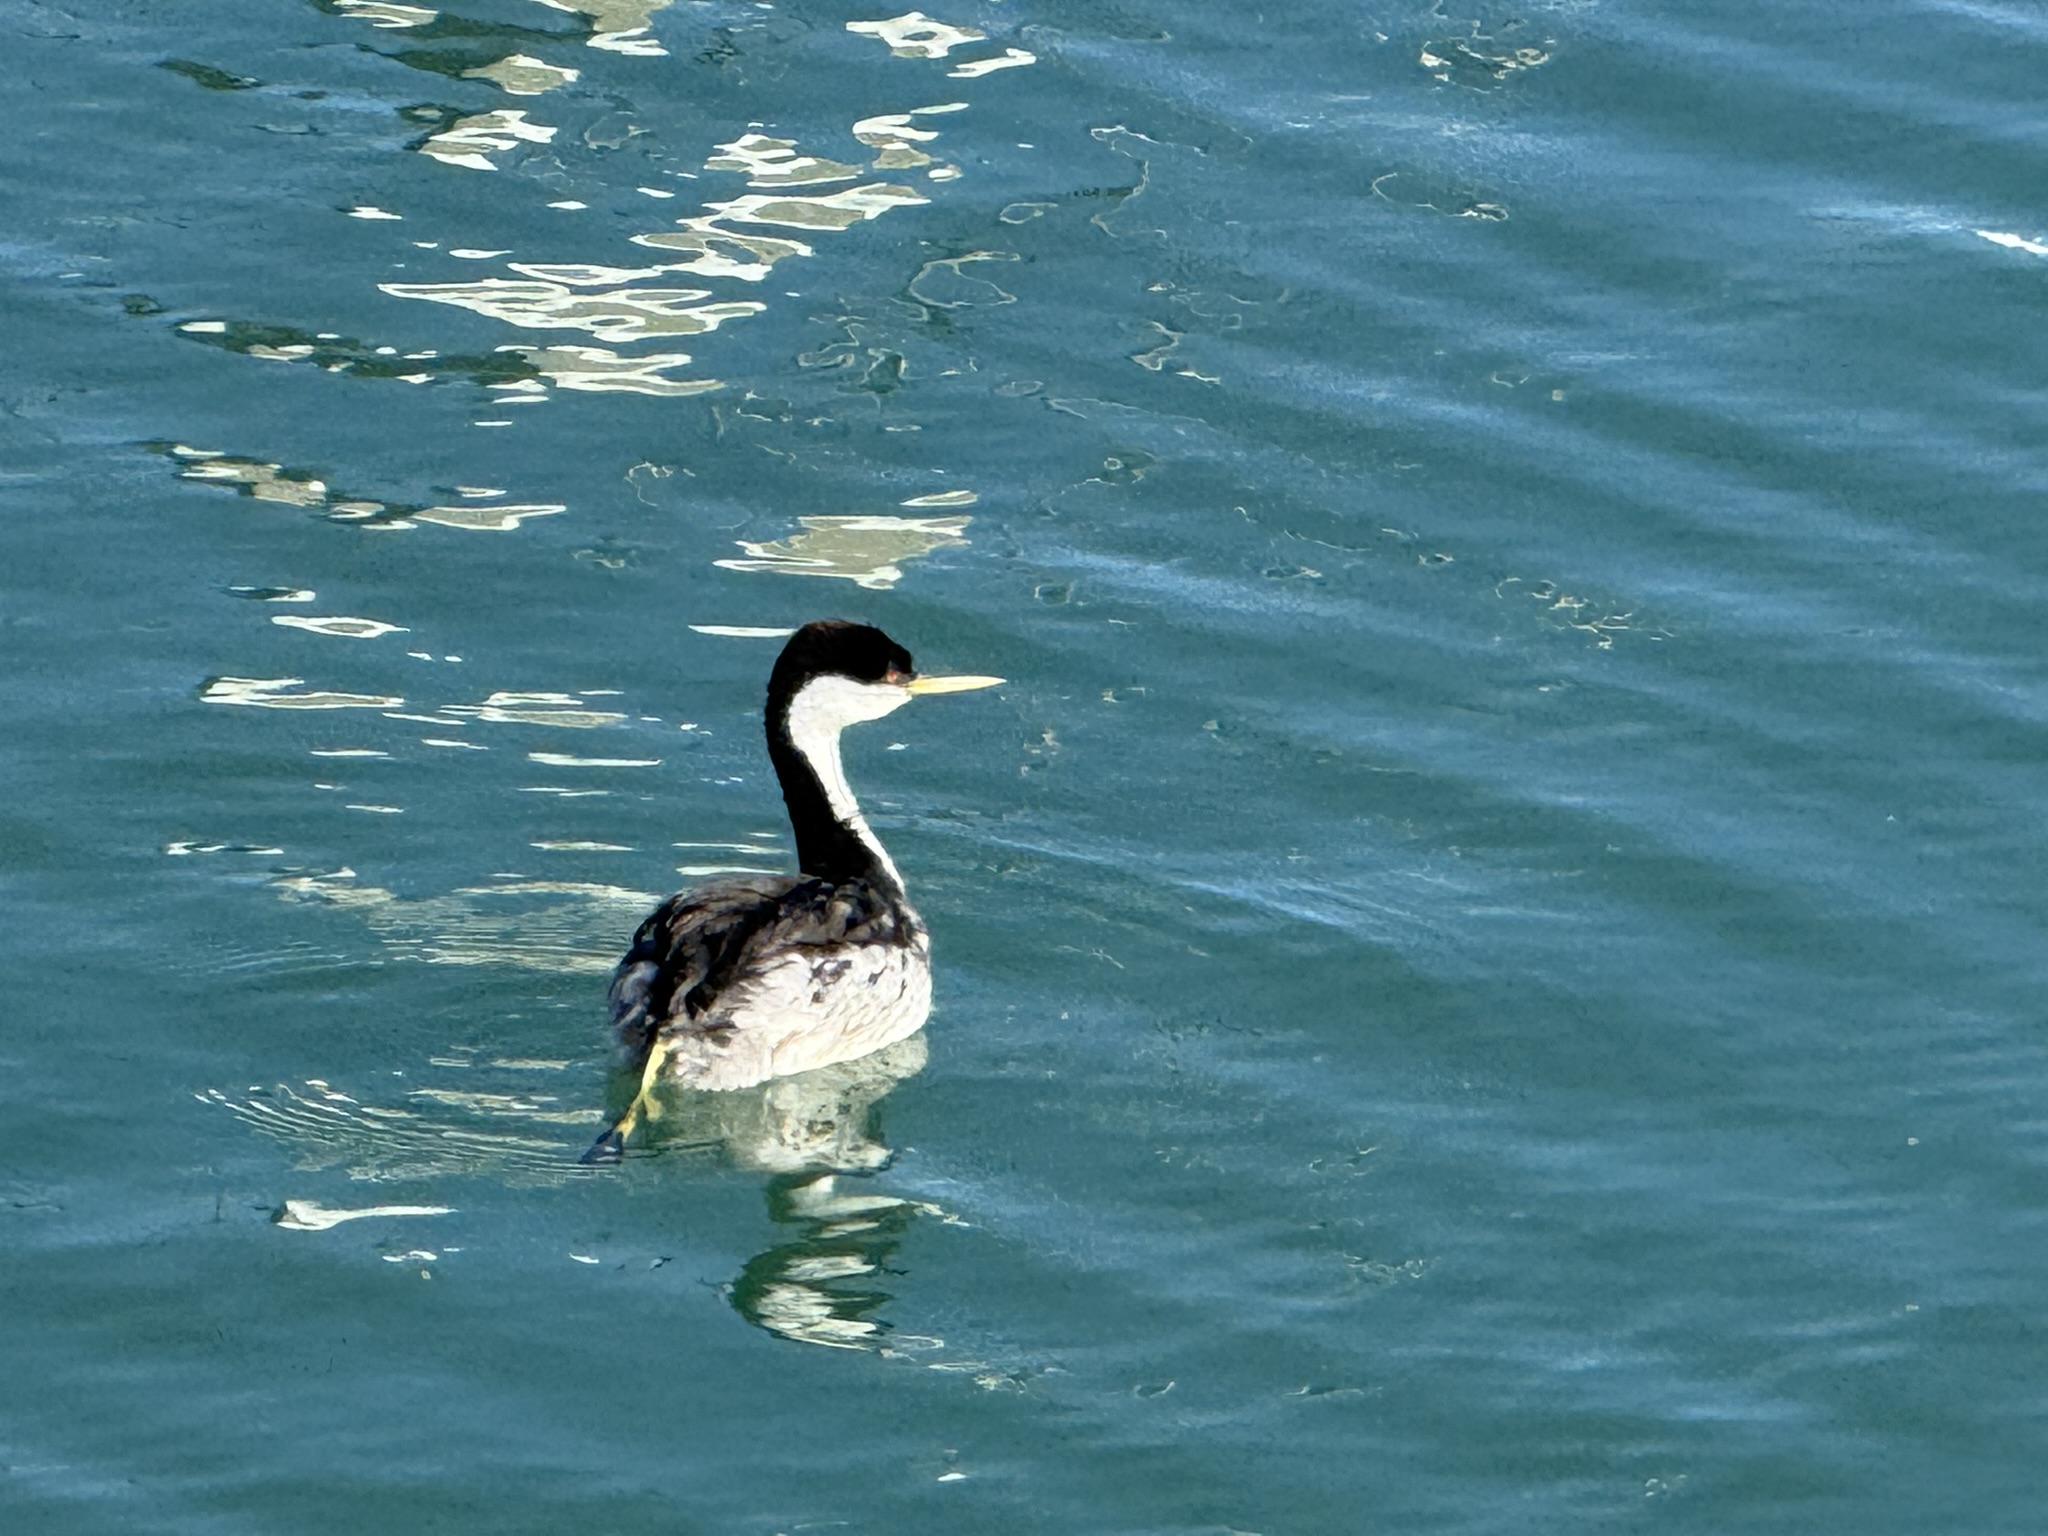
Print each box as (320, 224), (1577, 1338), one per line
(885, 666), (913, 685)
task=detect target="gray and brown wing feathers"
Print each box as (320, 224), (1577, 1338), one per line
(608, 875), (801, 1064)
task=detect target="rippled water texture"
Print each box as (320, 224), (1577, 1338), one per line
(6, 1), (2048, 1530)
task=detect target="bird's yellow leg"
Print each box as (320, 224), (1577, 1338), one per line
(581, 1039), (670, 1164)
(631, 1041), (668, 1123)
(616, 1041), (669, 1138)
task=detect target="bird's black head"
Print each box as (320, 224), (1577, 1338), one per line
(758, 619), (1000, 887)
(769, 619), (915, 696)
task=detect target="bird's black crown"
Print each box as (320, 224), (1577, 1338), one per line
(770, 619), (915, 694)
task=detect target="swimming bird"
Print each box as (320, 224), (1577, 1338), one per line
(584, 620), (1001, 1162)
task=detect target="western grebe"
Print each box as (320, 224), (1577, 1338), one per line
(584, 620), (1001, 1162)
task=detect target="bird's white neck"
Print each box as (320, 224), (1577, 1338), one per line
(783, 675), (909, 891)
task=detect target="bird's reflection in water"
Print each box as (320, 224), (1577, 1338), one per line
(732, 1171), (928, 1350)
(610, 1031), (948, 1352)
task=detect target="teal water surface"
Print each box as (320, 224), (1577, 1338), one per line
(5, 1), (2047, 1531)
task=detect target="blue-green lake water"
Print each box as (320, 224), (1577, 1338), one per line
(6, 1), (2047, 1530)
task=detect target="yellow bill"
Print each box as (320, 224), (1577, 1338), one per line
(903, 674), (1005, 695)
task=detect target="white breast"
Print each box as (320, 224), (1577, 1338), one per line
(659, 941), (933, 1091)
